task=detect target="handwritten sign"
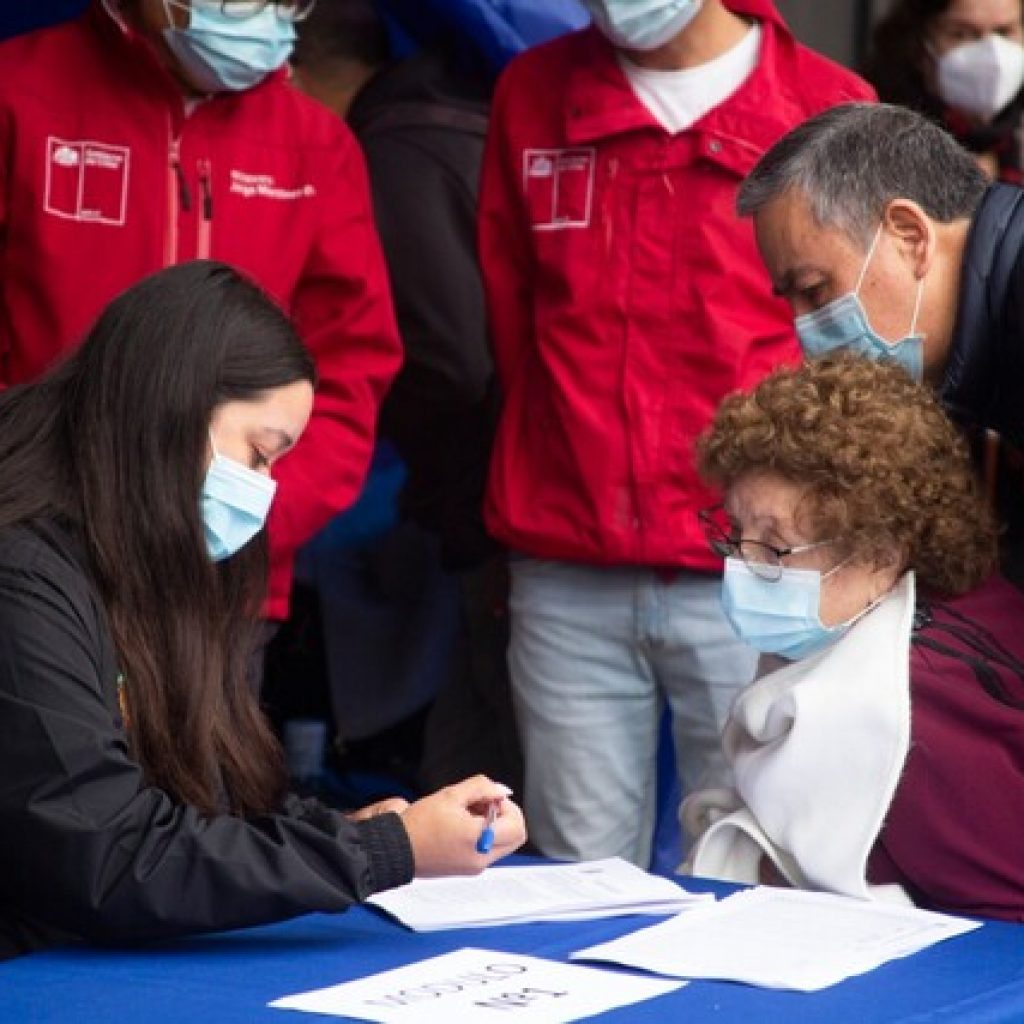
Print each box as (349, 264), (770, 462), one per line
(269, 947), (683, 1023)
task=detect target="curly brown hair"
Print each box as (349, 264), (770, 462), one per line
(697, 355), (998, 596)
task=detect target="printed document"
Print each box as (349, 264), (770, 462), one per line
(269, 947), (684, 1023)
(572, 886), (981, 991)
(364, 857), (710, 931)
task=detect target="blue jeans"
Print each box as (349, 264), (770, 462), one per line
(508, 559), (756, 868)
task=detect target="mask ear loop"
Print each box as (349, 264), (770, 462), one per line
(909, 269), (926, 337)
(853, 222), (885, 297)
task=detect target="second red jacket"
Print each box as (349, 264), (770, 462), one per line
(0, 5), (402, 617)
(479, 1), (874, 570)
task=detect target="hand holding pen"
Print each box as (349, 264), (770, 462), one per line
(400, 776), (525, 877)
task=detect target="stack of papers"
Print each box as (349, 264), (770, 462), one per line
(365, 857), (711, 931)
(572, 886), (981, 991)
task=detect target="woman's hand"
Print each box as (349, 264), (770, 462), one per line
(400, 775), (527, 877)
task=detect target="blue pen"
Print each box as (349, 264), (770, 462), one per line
(476, 801), (499, 854)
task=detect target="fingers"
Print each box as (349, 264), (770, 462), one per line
(483, 800), (527, 858)
(443, 774), (514, 811)
(400, 782), (528, 878)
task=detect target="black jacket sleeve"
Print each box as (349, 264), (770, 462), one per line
(0, 527), (414, 954)
(363, 131), (499, 567)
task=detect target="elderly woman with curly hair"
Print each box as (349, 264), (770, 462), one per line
(682, 355), (1024, 922)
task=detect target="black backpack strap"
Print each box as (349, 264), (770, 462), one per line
(913, 600), (1024, 710)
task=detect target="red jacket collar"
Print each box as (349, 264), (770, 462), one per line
(87, 0), (289, 111)
(564, 0), (792, 146)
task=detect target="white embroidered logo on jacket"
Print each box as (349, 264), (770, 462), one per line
(523, 147), (596, 230)
(229, 169), (316, 201)
(44, 136), (130, 226)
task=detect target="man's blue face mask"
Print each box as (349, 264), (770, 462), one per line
(162, 0), (297, 94)
(581, 0), (704, 51)
(794, 223), (926, 382)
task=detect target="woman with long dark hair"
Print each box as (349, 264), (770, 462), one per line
(866, 0), (1024, 181)
(0, 261), (525, 959)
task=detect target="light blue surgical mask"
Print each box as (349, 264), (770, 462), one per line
(721, 556), (863, 661)
(201, 434), (277, 561)
(162, 0), (297, 94)
(582, 0), (703, 51)
(794, 224), (926, 382)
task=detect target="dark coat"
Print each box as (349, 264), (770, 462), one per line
(349, 52), (498, 571)
(0, 521), (413, 960)
(944, 182), (1024, 449)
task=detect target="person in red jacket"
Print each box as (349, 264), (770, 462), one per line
(478, 0), (874, 866)
(0, 0), (403, 622)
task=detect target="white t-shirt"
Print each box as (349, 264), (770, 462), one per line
(619, 22), (763, 135)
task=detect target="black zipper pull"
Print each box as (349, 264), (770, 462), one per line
(199, 163), (213, 220)
(173, 160), (192, 213)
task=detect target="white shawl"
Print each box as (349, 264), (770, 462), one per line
(684, 573), (916, 904)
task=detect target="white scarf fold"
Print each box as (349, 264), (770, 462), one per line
(685, 573), (916, 904)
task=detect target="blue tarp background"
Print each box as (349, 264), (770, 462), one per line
(0, 0), (589, 55)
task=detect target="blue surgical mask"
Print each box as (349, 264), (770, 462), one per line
(162, 0), (296, 94)
(201, 435), (277, 561)
(721, 556), (859, 661)
(582, 0), (703, 51)
(794, 224), (926, 382)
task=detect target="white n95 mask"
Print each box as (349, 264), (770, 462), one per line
(935, 34), (1024, 120)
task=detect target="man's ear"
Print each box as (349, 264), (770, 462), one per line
(883, 198), (936, 280)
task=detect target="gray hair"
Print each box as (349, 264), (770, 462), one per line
(737, 103), (988, 245)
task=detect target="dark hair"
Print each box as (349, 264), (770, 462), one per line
(0, 261), (316, 816)
(864, 0), (953, 111)
(292, 0), (391, 71)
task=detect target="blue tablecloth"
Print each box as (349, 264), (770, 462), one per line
(3, 875), (1024, 1023)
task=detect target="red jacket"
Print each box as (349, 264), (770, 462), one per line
(0, 5), (402, 618)
(479, 2), (874, 569)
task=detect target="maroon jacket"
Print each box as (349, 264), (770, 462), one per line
(868, 576), (1024, 921)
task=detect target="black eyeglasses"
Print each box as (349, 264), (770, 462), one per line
(698, 505), (838, 582)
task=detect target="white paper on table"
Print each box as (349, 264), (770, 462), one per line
(365, 857), (711, 931)
(269, 947), (685, 1023)
(571, 886), (981, 992)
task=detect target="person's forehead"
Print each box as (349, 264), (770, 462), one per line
(938, 0), (1023, 30)
(753, 190), (863, 276)
(729, 473), (802, 519)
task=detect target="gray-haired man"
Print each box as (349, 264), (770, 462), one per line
(737, 101), (1024, 448)
(739, 101), (1023, 584)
